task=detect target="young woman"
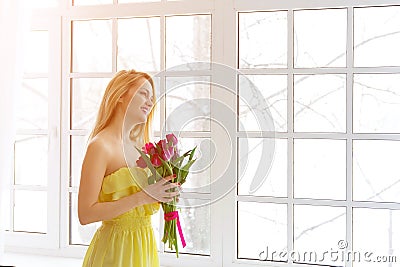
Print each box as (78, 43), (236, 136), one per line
(78, 70), (180, 267)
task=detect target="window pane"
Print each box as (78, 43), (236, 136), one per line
(354, 6), (400, 67)
(23, 31), (48, 73)
(15, 135), (48, 186)
(239, 11), (287, 69)
(72, 20), (112, 72)
(294, 8), (347, 68)
(353, 74), (400, 133)
(70, 135), (89, 187)
(294, 74), (346, 132)
(238, 75), (287, 132)
(166, 15), (211, 70)
(353, 140), (400, 203)
(16, 78), (48, 130)
(178, 138), (211, 194)
(165, 198), (210, 255)
(294, 205), (346, 265)
(165, 76), (210, 131)
(70, 192), (101, 245)
(238, 138), (287, 197)
(14, 190), (47, 233)
(71, 78), (109, 130)
(117, 17), (160, 72)
(294, 139), (346, 200)
(353, 208), (400, 267)
(237, 202), (287, 261)
(73, 0), (112, 6)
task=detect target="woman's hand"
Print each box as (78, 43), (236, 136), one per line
(142, 174), (180, 204)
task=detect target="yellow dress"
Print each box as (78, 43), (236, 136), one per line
(82, 166), (160, 267)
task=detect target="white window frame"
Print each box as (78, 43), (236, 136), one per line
(5, 12), (62, 251)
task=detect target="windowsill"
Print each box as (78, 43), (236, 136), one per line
(2, 252), (82, 267)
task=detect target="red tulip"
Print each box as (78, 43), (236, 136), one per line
(151, 154), (162, 167)
(157, 139), (167, 149)
(142, 142), (156, 155)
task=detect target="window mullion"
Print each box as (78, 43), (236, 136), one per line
(345, 7), (354, 267)
(286, 8), (295, 266)
(59, 14), (72, 251)
(47, 15), (62, 249)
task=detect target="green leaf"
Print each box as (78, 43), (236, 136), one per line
(182, 159), (196, 171)
(188, 146), (197, 161)
(177, 159), (196, 183)
(159, 157), (173, 177)
(171, 154), (185, 168)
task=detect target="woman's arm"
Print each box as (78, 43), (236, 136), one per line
(77, 138), (141, 225)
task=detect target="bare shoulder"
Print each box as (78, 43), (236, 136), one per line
(78, 133), (114, 220)
(86, 133), (112, 157)
(80, 133), (114, 182)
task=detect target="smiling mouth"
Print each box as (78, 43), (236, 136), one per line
(141, 107), (149, 114)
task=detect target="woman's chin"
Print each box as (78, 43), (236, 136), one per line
(140, 115), (148, 123)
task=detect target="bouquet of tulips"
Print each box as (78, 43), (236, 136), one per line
(135, 133), (197, 257)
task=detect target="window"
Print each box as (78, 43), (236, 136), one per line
(6, 15), (61, 248)
(6, 1), (400, 267)
(235, 2), (400, 267)
(65, 3), (214, 263)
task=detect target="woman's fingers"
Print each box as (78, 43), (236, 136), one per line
(159, 174), (176, 185)
(163, 182), (179, 191)
(159, 177), (171, 185)
(157, 187), (180, 201)
(144, 174), (181, 203)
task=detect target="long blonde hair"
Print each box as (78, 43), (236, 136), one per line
(88, 70), (156, 146)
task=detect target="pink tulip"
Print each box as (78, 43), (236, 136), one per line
(166, 133), (178, 146)
(161, 145), (175, 161)
(171, 146), (179, 161)
(136, 156), (147, 168)
(157, 139), (175, 161)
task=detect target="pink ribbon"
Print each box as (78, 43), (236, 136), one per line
(164, 210), (186, 248)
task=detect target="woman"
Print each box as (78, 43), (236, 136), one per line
(78, 70), (180, 267)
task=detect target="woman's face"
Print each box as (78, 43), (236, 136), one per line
(123, 77), (154, 125)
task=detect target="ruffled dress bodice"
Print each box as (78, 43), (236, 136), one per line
(82, 167), (160, 267)
(99, 166), (160, 218)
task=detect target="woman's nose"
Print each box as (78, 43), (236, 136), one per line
(146, 98), (153, 107)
